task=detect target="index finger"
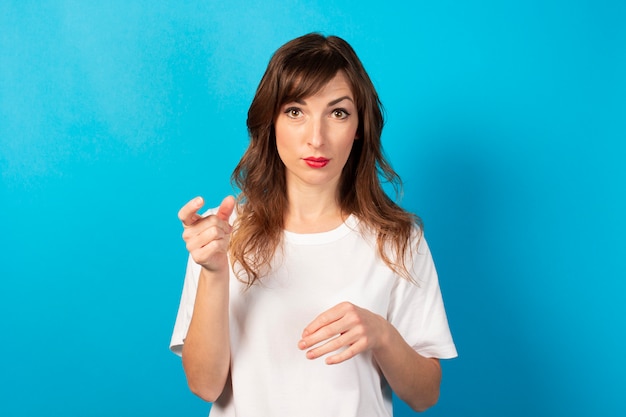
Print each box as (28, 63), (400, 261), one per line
(301, 303), (345, 338)
(178, 196), (205, 227)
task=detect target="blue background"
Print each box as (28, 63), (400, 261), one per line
(1, 1), (624, 416)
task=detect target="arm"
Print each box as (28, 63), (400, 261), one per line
(182, 268), (230, 402)
(299, 302), (441, 412)
(371, 317), (442, 411)
(178, 196), (235, 402)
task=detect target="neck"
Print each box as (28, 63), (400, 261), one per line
(284, 182), (345, 233)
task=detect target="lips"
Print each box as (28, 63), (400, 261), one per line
(303, 157), (330, 168)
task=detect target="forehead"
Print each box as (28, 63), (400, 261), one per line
(282, 70), (355, 103)
(309, 72), (354, 98)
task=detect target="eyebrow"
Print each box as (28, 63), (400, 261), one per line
(328, 96), (354, 106)
(294, 96), (355, 106)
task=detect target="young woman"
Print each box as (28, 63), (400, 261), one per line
(171, 33), (456, 416)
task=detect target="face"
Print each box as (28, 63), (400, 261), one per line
(274, 71), (359, 194)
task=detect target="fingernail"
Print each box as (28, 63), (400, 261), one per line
(298, 340), (306, 350)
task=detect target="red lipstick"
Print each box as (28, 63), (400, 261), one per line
(303, 157), (330, 168)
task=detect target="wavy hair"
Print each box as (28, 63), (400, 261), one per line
(230, 33), (421, 286)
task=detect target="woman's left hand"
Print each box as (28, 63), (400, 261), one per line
(298, 302), (390, 365)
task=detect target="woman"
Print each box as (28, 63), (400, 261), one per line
(171, 33), (456, 416)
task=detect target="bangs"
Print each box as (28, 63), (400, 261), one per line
(277, 49), (349, 107)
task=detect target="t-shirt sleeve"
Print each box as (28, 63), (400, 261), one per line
(387, 236), (457, 359)
(169, 254), (202, 357)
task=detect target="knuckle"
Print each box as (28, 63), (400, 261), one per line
(330, 327), (342, 339)
(336, 334), (348, 349)
(340, 302), (357, 314)
(207, 227), (224, 242)
(190, 250), (202, 264)
(185, 237), (199, 250)
(345, 346), (355, 357)
(344, 312), (359, 326)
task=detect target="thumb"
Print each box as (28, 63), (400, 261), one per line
(216, 195), (236, 222)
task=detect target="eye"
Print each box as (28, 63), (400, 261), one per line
(284, 107), (302, 118)
(332, 108), (350, 119)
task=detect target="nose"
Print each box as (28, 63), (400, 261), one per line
(308, 117), (326, 148)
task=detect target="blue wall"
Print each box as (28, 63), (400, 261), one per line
(1, 1), (624, 416)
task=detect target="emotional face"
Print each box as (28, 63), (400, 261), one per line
(274, 71), (359, 193)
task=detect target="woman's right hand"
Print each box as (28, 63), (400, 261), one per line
(178, 196), (235, 401)
(178, 195), (236, 273)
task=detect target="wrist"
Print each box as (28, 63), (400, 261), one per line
(199, 267), (230, 288)
(372, 315), (394, 356)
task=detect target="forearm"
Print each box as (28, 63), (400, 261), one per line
(181, 267), (231, 402)
(373, 320), (442, 412)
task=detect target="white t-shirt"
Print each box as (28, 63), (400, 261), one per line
(170, 214), (457, 417)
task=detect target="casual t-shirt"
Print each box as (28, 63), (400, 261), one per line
(171, 214), (457, 417)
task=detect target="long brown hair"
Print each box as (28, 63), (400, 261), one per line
(230, 33), (421, 285)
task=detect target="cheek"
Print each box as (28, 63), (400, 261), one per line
(274, 125), (298, 165)
(274, 124), (288, 153)
(274, 119), (300, 144)
(339, 124), (359, 151)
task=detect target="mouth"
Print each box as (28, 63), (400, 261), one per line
(303, 157), (330, 168)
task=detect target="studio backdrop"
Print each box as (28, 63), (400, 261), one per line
(1, 1), (624, 416)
